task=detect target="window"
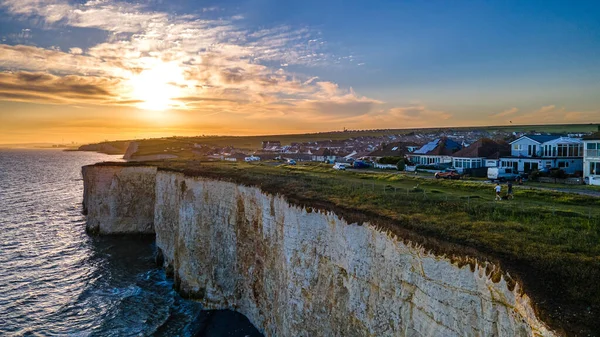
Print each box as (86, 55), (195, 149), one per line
(558, 161), (569, 168)
(590, 162), (600, 175)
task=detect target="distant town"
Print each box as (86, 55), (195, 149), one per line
(78, 124), (600, 186)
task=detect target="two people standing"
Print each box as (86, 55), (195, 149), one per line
(494, 181), (514, 201)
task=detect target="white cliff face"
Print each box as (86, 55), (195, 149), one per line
(84, 166), (557, 337)
(82, 165), (156, 234)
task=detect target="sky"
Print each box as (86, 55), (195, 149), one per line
(0, 0), (599, 144)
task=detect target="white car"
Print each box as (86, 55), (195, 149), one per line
(333, 163), (347, 170)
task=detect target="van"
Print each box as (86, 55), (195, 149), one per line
(487, 167), (519, 182)
(333, 163), (347, 170)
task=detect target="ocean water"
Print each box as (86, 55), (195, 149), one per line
(0, 149), (261, 337)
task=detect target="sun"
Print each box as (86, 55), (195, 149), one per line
(128, 62), (185, 112)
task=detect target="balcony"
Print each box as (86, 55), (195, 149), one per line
(586, 149), (600, 158)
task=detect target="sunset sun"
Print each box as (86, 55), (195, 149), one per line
(128, 62), (185, 112)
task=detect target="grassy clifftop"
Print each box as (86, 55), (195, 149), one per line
(94, 160), (600, 336)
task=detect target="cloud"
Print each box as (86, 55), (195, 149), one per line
(69, 47), (83, 55)
(0, 71), (125, 105)
(0, 0), (372, 129)
(506, 105), (599, 124)
(362, 105), (453, 128)
(491, 107), (519, 118)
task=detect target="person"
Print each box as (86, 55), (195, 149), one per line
(494, 183), (502, 201)
(507, 181), (513, 199)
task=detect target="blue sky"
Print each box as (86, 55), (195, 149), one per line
(0, 0), (598, 143)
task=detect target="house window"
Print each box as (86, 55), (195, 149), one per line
(558, 161), (569, 168)
(590, 162), (600, 175)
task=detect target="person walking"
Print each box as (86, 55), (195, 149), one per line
(494, 183), (502, 201)
(507, 181), (514, 200)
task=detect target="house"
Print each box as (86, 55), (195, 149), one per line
(366, 142), (419, 161)
(451, 138), (510, 173)
(223, 153), (247, 162)
(583, 132), (600, 185)
(261, 140), (281, 150)
(407, 137), (462, 166)
(309, 148), (337, 162)
(498, 135), (583, 174)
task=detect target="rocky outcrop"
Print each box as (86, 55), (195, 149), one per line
(82, 165), (156, 234)
(83, 165), (557, 337)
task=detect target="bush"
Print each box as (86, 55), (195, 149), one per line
(529, 169), (541, 181)
(379, 156), (404, 165)
(550, 168), (567, 179)
(396, 160), (406, 171)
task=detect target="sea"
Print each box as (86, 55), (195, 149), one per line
(0, 149), (261, 337)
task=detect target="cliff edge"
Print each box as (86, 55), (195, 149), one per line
(82, 163), (559, 337)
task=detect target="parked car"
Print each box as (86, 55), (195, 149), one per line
(487, 167), (519, 182)
(286, 159), (297, 165)
(333, 163), (347, 170)
(434, 168), (461, 180)
(353, 160), (370, 169)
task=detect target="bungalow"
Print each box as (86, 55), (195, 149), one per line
(261, 140), (281, 149)
(583, 132), (600, 185)
(223, 153), (248, 162)
(366, 142), (420, 161)
(451, 138), (510, 173)
(407, 137), (462, 166)
(498, 135), (583, 174)
(309, 148), (337, 162)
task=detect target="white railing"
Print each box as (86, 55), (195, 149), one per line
(585, 149), (600, 158)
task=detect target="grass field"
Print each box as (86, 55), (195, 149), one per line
(113, 159), (599, 335)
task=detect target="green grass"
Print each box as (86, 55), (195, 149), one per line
(100, 159), (600, 335)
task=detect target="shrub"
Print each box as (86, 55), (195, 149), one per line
(529, 169), (541, 181)
(550, 168), (567, 179)
(396, 160), (406, 171)
(379, 156), (404, 165)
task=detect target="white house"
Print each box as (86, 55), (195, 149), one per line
(499, 135), (583, 174)
(583, 133), (600, 185)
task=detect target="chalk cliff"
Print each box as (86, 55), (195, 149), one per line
(83, 165), (557, 337)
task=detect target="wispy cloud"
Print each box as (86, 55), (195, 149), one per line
(490, 107), (519, 118)
(504, 105), (599, 124)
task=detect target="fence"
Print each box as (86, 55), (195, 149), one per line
(537, 177), (583, 185)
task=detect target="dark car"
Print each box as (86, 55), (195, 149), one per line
(434, 169), (461, 180)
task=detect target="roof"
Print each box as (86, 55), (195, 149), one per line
(451, 138), (510, 159)
(367, 142), (416, 157)
(413, 137), (461, 155)
(583, 132), (600, 141)
(543, 137), (582, 146)
(510, 135), (560, 144)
